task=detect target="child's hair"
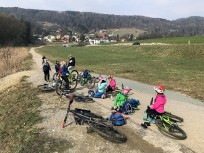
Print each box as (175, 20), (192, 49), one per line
(102, 80), (106, 83)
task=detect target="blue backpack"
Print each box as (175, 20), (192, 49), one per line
(109, 112), (126, 126)
(83, 70), (89, 78)
(129, 98), (140, 108)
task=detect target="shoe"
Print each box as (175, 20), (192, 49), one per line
(144, 122), (151, 126)
(101, 94), (105, 99)
(141, 123), (148, 129)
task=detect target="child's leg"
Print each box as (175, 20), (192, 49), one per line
(94, 92), (103, 98)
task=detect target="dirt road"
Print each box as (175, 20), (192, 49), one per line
(2, 47), (203, 153)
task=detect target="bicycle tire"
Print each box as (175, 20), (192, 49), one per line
(71, 70), (79, 81)
(37, 84), (53, 91)
(86, 77), (95, 89)
(75, 109), (103, 119)
(164, 112), (184, 123)
(155, 119), (187, 140)
(56, 82), (66, 95)
(89, 124), (127, 143)
(53, 72), (59, 82)
(69, 79), (78, 90)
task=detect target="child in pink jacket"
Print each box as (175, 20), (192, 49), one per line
(106, 75), (116, 93)
(141, 85), (167, 128)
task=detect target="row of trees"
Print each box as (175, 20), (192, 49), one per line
(1, 7), (204, 39)
(0, 13), (32, 46)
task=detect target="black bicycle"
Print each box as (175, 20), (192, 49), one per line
(62, 94), (127, 143)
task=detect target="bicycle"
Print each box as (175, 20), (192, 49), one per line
(78, 70), (98, 89)
(37, 82), (57, 91)
(59, 91), (95, 103)
(55, 75), (78, 95)
(62, 94), (127, 143)
(145, 98), (187, 140)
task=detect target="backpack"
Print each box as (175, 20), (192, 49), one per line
(121, 101), (134, 115)
(129, 98), (140, 109)
(88, 89), (95, 97)
(43, 64), (49, 72)
(109, 112), (126, 126)
(83, 70), (89, 78)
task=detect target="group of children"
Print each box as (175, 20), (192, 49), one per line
(42, 55), (75, 89)
(42, 55), (167, 128)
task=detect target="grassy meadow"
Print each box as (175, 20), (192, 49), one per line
(36, 42), (204, 102)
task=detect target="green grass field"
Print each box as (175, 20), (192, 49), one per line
(36, 43), (204, 102)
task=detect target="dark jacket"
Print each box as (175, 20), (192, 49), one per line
(68, 57), (75, 67)
(61, 65), (69, 76)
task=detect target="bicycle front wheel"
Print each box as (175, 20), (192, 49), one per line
(71, 70), (79, 81)
(89, 124), (127, 143)
(69, 79), (78, 90)
(164, 112), (184, 123)
(155, 119), (187, 140)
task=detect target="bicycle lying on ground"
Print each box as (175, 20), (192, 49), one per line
(144, 98), (187, 140)
(59, 91), (95, 103)
(62, 94), (127, 143)
(37, 82), (57, 91)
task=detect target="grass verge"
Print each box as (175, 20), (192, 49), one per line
(0, 76), (73, 153)
(36, 44), (204, 102)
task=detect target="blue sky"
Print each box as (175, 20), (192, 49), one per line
(0, 0), (203, 20)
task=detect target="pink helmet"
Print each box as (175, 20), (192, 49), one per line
(154, 85), (165, 94)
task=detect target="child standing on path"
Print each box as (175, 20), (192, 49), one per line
(43, 59), (51, 82)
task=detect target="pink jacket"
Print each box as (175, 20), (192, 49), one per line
(151, 94), (167, 113)
(109, 78), (116, 90)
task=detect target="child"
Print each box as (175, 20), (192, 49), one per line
(42, 59), (51, 82)
(61, 61), (69, 89)
(113, 86), (132, 110)
(106, 75), (116, 93)
(141, 85), (167, 128)
(55, 60), (60, 73)
(94, 75), (108, 98)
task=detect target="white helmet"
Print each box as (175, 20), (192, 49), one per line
(154, 85), (165, 94)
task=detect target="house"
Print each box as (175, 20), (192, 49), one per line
(44, 35), (56, 42)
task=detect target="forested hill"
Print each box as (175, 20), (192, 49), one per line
(0, 7), (204, 37)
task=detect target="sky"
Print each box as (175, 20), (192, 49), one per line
(0, 0), (204, 20)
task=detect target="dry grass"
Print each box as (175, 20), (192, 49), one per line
(0, 47), (32, 78)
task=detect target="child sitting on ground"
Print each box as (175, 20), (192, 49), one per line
(112, 86), (132, 111)
(94, 75), (108, 98)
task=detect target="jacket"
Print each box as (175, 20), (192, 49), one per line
(97, 82), (108, 93)
(114, 93), (129, 107)
(151, 94), (167, 113)
(109, 78), (116, 90)
(61, 65), (69, 77)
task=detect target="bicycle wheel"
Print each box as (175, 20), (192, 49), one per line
(69, 79), (78, 90)
(89, 124), (127, 143)
(164, 112), (184, 123)
(53, 72), (59, 82)
(86, 77), (95, 89)
(37, 84), (52, 91)
(56, 82), (66, 95)
(71, 70), (79, 81)
(155, 119), (187, 140)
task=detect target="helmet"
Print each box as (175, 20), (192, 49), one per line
(154, 85), (165, 94)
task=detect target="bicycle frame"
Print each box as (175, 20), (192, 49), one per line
(158, 115), (175, 131)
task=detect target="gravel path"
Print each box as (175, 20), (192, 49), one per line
(1, 47), (203, 153)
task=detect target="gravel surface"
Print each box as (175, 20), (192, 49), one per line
(1, 47), (203, 153)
